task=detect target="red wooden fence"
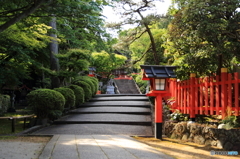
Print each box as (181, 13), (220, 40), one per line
(166, 68), (240, 119)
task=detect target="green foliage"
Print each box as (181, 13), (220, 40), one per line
(26, 89), (65, 119)
(54, 87), (75, 109)
(167, 0), (240, 78)
(67, 85), (84, 107)
(133, 74), (148, 94)
(0, 0), (111, 89)
(169, 110), (188, 122)
(75, 76), (99, 95)
(91, 51), (127, 78)
(56, 49), (91, 86)
(0, 20), (51, 87)
(72, 81), (92, 101)
(88, 77), (99, 94)
(0, 94), (10, 115)
(221, 116), (240, 129)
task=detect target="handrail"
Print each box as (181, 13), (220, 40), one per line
(0, 114), (35, 133)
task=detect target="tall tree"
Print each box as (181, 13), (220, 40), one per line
(0, 0), (46, 32)
(0, 19), (51, 88)
(0, 0), (111, 88)
(167, 0), (240, 78)
(107, 0), (164, 65)
(49, 17), (60, 88)
(91, 51), (127, 79)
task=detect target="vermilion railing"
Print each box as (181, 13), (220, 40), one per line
(166, 68), (240, 119)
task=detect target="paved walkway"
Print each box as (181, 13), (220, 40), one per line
(33, 95), (173, 159)
(39, 135), (173, 159)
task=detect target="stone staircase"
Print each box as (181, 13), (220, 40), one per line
(114, 79), (141, 94)
(33, 94), (153, 136)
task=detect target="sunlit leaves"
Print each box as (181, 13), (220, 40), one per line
(167, 0), (240, 78)
(91, 51), (127, 77)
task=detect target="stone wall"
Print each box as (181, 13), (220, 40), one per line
(164, 121), (240, 151)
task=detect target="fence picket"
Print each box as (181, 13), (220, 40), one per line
(167, 68), (240, 119)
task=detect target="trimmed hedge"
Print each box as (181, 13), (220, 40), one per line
(67, 85), (84, 107)
(89, 77), (98, 94)
(54, 87), (75, 109)
(27, 89), (65, 119)
(73, 81), (92, 101)
(0, 94), (10, 115)
(75, 76), (98, 96)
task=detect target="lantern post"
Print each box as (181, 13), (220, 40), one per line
(140, 65), (177, 139)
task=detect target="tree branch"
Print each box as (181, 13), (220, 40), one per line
(0, 0), (46, 33)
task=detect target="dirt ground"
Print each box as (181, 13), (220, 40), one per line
(0, 136), (51, 159)
(134, 136), (240, 159)
(0, 136), (51, 143)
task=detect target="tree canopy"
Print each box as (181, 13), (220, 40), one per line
(167, 0), (240, 78)
(0, 0), (112, 89)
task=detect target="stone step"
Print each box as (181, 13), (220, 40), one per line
(53, 121), (152, 126)
(69, 107), (151, 115)
(90, 96), (149, 101)
(56, 114), (151, 122)
(69, 111), (151, 115)
(81, 101), (151, 107)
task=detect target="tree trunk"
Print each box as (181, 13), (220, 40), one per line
(217, 54), (223, 76)
(49, 17), (60, 88)
(137, 10), (159, 65)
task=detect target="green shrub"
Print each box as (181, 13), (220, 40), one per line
(134, 74), (148, 94)
(89, 77), (99, 94)
(75, 76), (98, 96)
(73, 81), (92, 101)
(54, 87), (75, 109)
(0, 94), (10, 115)
(27, 89), (65, 119)
(67, 85), (84, 107)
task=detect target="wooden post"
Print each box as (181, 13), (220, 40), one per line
(210, 77), (214, 115)
(204, 77), (209, 115)
(228, 73), (232, 116)
(194, 77), (198, 116)
(177, 81), (181, 111)
(190, 73), (196, 120)
(216, 75), (220, 115)
(11, 118), (15, 133)
(199, 78), (203, 115)
(234, 72), (239, 116)
(221, 68), (228, 119)
(184, 82), (187, 114)
(155, 94), (163, 139)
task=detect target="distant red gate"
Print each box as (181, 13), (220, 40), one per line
(166, 68), (240, 119)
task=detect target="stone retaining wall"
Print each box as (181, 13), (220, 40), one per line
(164, 121), (240, 151)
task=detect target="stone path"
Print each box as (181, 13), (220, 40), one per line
(39, 135), (173, 159)
(31, 94), (173, 159)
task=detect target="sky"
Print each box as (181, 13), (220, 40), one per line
(102, 0), (172, 36)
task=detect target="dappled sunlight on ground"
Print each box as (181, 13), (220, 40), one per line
(134, 137), (240, 159)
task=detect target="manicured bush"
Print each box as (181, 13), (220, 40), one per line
(72, 81), (92, 101)
(27, 89), (65, 119)
(67, 85), (84, 107)
(0, 94), (10, 115)
(89, 77), (99, 94)
(133, 74), (148, 94)
(54, 87), (75, 109)
(75, 76), (98, 96)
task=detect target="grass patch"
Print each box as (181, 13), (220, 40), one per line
(0, 118), (31, 135)
(0, 110), (34, 135)
(0, 136), (17, 140)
